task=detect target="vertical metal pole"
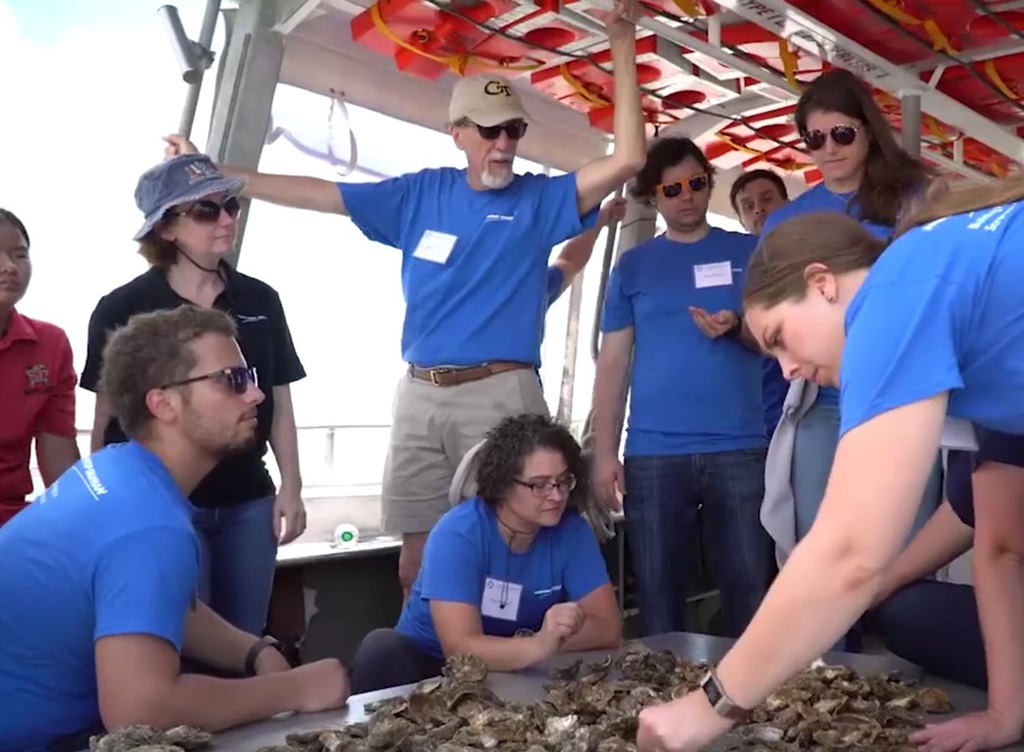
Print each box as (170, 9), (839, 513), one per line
(178, 0), (223, 139)
(900, 92), (922, 158)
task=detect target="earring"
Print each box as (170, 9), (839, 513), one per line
(824, 292), (835, 303)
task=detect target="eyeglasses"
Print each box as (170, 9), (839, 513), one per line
(474, 120), (529, 141)
(514, 474), (577, 498)
(173, 195), (242, 224)
(657, 174), (709, 198)
(160, 365), (257, 395)
(802, 124), (861, 151)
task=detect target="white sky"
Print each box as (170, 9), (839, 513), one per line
(1, 0), (744, 491)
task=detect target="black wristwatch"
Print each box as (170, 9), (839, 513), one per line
(724, 313), (744, 339)
(244, 636), (281, 677)
(700, 667), (749, 721)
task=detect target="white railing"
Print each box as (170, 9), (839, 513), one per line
(30, 421), (588, 498)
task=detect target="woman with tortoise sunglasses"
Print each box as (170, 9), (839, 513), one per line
(79, 153), (307, 641)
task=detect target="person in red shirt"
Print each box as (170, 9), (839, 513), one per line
(0, 209), (80, 525)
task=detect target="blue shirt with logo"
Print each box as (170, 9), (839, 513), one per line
(396, 497), (610, 658)
(759, 185), (894, 413)
(840, 200), (1024, 440)
(600, 229), (766, 456)
(0, 442), (200, 752)
(340, 169), (597, 368)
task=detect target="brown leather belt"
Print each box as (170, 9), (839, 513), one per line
(408, 361), (533, 387)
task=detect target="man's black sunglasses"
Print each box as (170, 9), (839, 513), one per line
(474, 120), (528, 141)
(161, 366), (257, 395)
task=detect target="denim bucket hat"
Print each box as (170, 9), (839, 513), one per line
(133, 153), (247, 241)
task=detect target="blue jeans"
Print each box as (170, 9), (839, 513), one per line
(623, 449), (775, 638)
(192, 494), (278, 636)
(792, 402), (943, 651)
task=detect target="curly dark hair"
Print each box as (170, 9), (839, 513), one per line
(630, 137), (716, 206)
(475, 414), (588, 510)
(99, 305), (238, 439)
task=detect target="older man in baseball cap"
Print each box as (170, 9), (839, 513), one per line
(163, 0), (647, 598)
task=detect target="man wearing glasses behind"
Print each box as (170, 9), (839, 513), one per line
(590, 137), (776, 641)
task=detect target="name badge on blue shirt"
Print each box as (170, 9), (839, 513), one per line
(693, 261), (733, 289)
(481, 577), (521, 620)
(413, 230), (458, 265)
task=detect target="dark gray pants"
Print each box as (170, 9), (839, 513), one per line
(349, 628), (445, 695)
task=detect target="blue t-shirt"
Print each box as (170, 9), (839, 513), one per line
(760, 185), (894, 411)
(946, 428), (1024, 528)
(0, 443), (200, 752)
(340, 169), (598, 368)
(396, 497), (610, 658)
(600, 229), (766, 456)
(840, 200), (1024, 439)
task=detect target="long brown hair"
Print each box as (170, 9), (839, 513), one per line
(742, 211), (887, 309)
(897, 173), (1024, 237)
(796, 69), (934, 227)
(744, 174), (1024, 309)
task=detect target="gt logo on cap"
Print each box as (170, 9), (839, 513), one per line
(484, 80), (512, 96)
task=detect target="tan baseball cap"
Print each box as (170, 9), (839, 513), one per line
(448, 75), (530, 127)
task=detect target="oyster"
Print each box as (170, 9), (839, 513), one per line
(89, 726), (211, 752)
(92, 645), (957, 751)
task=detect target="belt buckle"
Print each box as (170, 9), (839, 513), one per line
(429, 368), (451, 386)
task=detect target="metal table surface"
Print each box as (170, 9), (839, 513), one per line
(212, 632), (1022, 751)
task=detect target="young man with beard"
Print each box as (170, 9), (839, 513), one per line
(590, 137), (775, 639)
(0, 307), (349, 752)
(162, 0), (647, 598)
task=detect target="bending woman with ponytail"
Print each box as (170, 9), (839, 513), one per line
(635, 178), (1024, 752)
(758, 71), (944, 649)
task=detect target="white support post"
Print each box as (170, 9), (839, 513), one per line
(206, 0), (287, 268)
(900, 92), (922, 159)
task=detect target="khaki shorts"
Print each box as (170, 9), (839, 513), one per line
(381, 368), (550, 535)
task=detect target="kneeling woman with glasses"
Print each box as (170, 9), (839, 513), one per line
(349, 414), (622, 694)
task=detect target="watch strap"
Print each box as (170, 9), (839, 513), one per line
(700, 667), (749, 721)
(724, 313), (744, 338)
(244, 636), (280, 677)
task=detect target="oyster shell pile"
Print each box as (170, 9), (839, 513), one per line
(88, 724), (212, 752)
(257, 644), (955, 752)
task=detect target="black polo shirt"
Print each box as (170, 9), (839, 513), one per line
(80, 264), (305, 508)
(945, 427), (1024, 528)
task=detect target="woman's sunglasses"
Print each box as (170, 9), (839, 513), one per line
(657, 174), (709, 198)
(802, 124), (861, 151)
(173, 195), (243, 224)
(474, 120), (529, 141)
(161, 365), (258, 395)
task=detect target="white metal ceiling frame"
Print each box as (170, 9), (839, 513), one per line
(572, 0), (999, 182)
(709, 0), (1024, 174)
(267, 0), (1004, 183)
(523, 0), (996, 182)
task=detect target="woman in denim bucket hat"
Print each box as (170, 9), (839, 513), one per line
(79, 153), (308, 641)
